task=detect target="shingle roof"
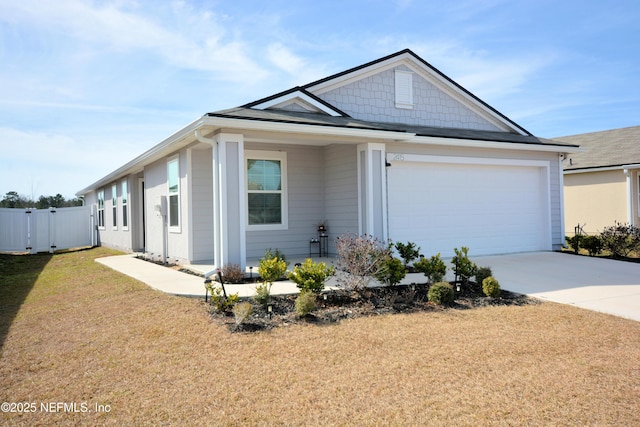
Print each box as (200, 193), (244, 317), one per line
(555, 126), (640, 171)
(207, 108), (578, 147)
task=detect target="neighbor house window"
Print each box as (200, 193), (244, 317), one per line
(111, 184), (117, 229)
(97, 190), (105, 228)
(167, 156), (180, 230)
(121, 179), (128, 230)
(246, 151), (288, 230)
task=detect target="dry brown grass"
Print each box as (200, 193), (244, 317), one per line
(1, 248), (639, 426)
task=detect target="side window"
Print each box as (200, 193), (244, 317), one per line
(122, 180), (128, 230)
(167, 156), (180, 230)
(97, 190), (105, 228)
(112, 184), (117, 229)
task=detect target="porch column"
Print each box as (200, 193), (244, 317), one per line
(212, 133), (246, 269)
(357, 143), (388, 240)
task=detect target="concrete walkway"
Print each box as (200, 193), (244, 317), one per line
(96, 252), (640, 322)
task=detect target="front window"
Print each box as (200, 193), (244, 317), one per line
(246, 151), (287, 230)
(111, 184), (117, 229)
(167, 156), (180, 230)
(97, 190), (105, 228)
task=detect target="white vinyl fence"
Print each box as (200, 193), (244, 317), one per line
(0, 206), (96, 254)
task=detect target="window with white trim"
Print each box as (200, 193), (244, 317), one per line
(395, 70), (413, 109)
(167, 156), (180, 230)
(97, 190), (105, 228)
(121, 179), (128, 230)
(111, 184), (117, 229)
(246, 151), (288, 230)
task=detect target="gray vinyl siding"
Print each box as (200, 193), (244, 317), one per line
(190, 146), (214, 261)
(323, 144), (358, 254)
(317, 65), (502, 131)
(245, 143), (325, 260)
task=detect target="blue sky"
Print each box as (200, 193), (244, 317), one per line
(1, 0), (639, 199)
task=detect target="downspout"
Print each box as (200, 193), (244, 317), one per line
(624, 168), (634, 225)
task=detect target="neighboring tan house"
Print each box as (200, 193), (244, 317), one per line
(77, 49), (579, 269)
(556, 126), (640, 235)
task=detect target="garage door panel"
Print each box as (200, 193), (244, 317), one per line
(388, 160), (548, 257)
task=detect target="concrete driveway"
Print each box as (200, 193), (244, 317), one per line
(471, 252), (640, 322)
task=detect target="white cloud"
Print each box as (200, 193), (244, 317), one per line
(0, 0), (270, 83)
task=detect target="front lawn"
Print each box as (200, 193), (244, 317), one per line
(1, 248), (639, 426)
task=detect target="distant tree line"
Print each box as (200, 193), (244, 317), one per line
(0, 191), (83, 209)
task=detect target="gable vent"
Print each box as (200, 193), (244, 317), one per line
(395, 70), (413, 109)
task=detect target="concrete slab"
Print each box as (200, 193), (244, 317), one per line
(471, 252), (640, 322)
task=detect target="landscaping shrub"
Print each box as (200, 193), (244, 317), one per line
(482, 276), (501, 298)
(375, 256), (407, 286)
(206, 284), (239, 313)
(335, 234), (392, 291)
(288, 258), (335, 293)
(258, 255), (288, 286)
(475, 266), (493, 287)
(263, 248), (288, 267)
(232, 302), (253, 325)
(600, 222), (640, 258)
(581, 235), (603, 257)
(221, 263), (245, 283)
(413, 253), (447, 283)
(566, 234), (582, 254)
(427, 282), (455, 306)
(253, 283), (271, 307)
(452, 247), (477, 285)
(394, 241), (420, 267)
(295, 290), (316, 317)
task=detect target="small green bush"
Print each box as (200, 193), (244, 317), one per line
(253, 283), (271, 307)
(207, 284), (239, 312)
(427, 282), (455, 306)
(287, 258), (335, 293)
(581, 235), (603, 256)
(258, 256), (288, 286)
(394, 241), (420, 267)
(221, 263), (245, 283)
(475, 266), (493, 287)
(452, 247), (477, 284)
(566, 235), (582, 254)
(600, 222), (640, 258)
(414, 253), (447, 283)
(482, 276), (501, 298)
(232, 302), (253, 325)
(295, 290), (316, 317)
(375, 256), (407, 286)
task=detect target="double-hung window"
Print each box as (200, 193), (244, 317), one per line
(167, 156), (180, 230)
(111, 184), (117, 229)
(121, 180), (128, 230)
(246, 151), (288, 230)
(97, 190), (105, 228)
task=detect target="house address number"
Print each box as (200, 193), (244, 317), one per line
(391, 154), (405, 161)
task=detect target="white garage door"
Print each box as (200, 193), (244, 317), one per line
(387, 157), (550, 257)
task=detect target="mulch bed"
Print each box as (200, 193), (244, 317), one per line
(208, 283), (538, 333)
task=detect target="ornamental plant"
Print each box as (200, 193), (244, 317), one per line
(427, 282), (455, 306)
(413, 253), (447, 283)
(482, 276), (501, 298)
(452, 246), (477, 285)
(256, 249), (288, 305)
(375, 256), (407, 286)
(600, 222), (640, 258)
(335, 234), (393, 291)
(206, 283), (239, 313)
(287, 258), (335, 294)
(295, 289), (317, 317)
(394, 241), (421, 267)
